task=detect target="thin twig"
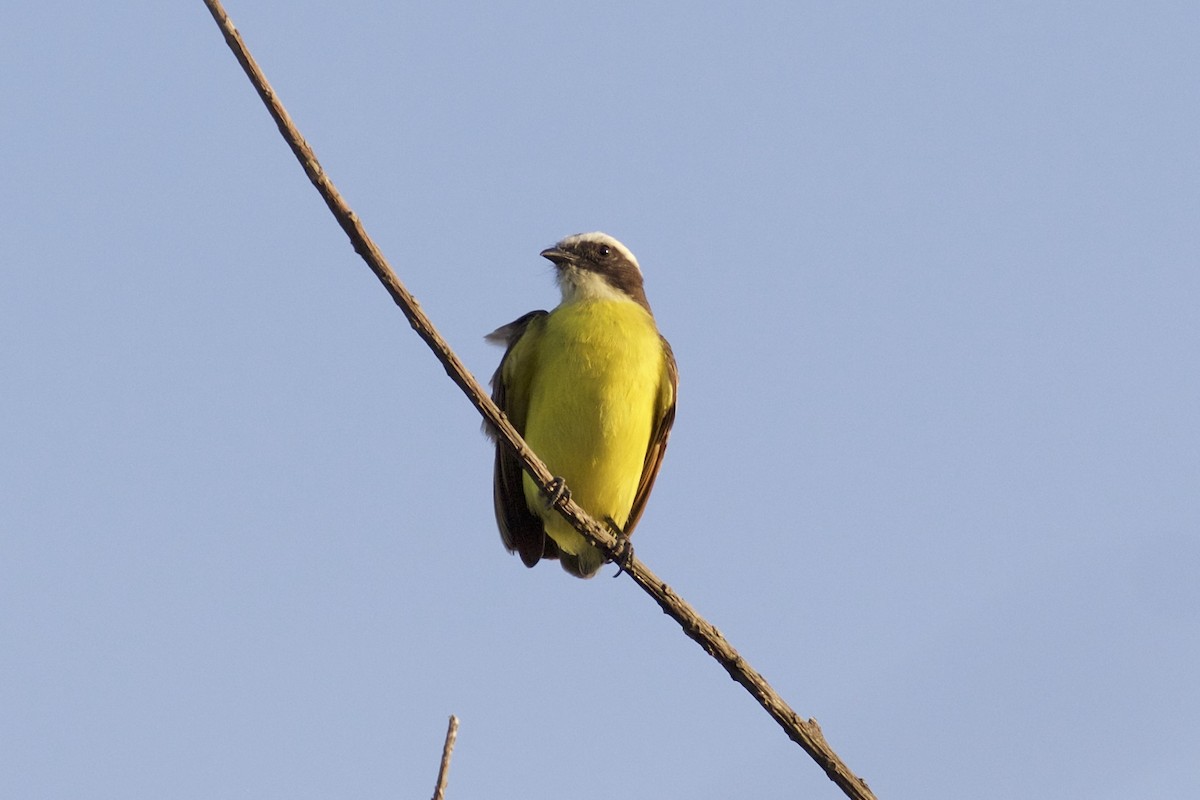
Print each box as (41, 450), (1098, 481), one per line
(200, 3), (876, 798)
(431, 715), (459, 800)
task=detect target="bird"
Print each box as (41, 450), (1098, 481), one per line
(487, 232), (677, 578)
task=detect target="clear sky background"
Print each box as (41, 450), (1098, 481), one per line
(2, 2), (1197, 798)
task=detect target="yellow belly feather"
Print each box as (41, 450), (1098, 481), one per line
(521, 299), (665, 570)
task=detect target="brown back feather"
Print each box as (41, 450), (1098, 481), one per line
(488, 311), (554, 567)
(622, 335), (678, 536)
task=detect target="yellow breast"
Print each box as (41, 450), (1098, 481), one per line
(521, 298), (666, 565)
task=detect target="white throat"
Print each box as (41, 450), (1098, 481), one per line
(557, 266), (634, 305)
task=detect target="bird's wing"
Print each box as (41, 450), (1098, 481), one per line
(623, 335), (678, 536)
(487, 310), (551, 567)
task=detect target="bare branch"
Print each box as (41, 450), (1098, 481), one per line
(431, 715), (459, 800)
(200, 3), (876, 798)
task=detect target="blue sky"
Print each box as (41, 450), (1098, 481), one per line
(2, 2), (1197, 798)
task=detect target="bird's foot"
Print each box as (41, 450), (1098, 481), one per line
(542, 477), (570, 509)
(604, 517), (635, 578)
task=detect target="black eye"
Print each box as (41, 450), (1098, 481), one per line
(598, 245), (611, 258)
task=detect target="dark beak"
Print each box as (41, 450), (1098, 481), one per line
(539, 246), (574, 267)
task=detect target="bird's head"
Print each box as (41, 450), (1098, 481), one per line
(541, 232), (650, 311)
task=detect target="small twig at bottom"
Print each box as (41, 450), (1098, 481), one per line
(431, 715), (460, 800)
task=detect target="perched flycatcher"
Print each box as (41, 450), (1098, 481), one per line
(488, 232), (677, 578)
